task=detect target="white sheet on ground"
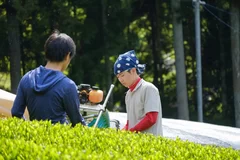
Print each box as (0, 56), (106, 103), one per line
(109, 112), (240, 150)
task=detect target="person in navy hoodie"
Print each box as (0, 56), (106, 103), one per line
(11, 30), (86, 127)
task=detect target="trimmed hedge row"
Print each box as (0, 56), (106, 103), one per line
(0, 118), (239, 160)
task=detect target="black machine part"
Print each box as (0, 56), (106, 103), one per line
(77, 84), (91, 104)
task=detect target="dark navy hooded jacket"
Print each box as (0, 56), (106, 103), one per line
(11, 65), (85, 126)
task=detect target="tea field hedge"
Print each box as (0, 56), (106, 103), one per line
(0, 118), (239, 160)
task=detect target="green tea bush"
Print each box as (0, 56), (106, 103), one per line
(0, 118), (239, 160)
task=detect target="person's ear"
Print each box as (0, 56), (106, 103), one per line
(131, 68), (137, 73)
(65, 52), (71, 61)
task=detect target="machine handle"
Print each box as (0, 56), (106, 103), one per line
(93, 84), (114, 128)
(102, 84), (114, 111)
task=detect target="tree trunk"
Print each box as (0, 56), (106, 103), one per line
(101, 0), (113, 109)
(218, 6), (228, 123)
(171, 0), (189, 120)
(155, 0), (164, 96)
(6, 1), (21, 94)
(150, 0), (161, 89)
(230, 0), (240, 127)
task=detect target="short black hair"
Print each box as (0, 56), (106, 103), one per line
(44, 30), (76, 62)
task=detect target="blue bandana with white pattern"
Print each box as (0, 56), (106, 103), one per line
(114, 50), (146, 75)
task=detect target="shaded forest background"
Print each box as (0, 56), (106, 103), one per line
(0, 0), (240, 128)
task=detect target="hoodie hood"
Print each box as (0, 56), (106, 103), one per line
(29, 65), (66, 93)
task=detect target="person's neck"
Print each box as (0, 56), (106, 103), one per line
(45, 62), (64, 72)
(129, 76), (141, 92)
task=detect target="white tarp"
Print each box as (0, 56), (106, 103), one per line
(0, 89), (29, 118)
(0, 89), (16, 118)
(109, 112), (240, 150)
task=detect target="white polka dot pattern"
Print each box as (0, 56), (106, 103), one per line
(114, 50), (146, 75)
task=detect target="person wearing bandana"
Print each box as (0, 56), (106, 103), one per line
(114, 50), (163, 136)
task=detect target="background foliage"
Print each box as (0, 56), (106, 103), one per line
(0, 0), (238, 127)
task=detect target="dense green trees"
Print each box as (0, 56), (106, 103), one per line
(0, 0), (239, 127)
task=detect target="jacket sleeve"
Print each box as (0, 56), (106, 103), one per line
(63, 83), (86, 127)
(11, 80), (27, 119)
(129, 112), (158, 132)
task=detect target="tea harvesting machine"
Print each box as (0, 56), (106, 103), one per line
(77, 84), (120, 130)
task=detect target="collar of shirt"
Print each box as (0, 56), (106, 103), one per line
(129, 77), (141, 92)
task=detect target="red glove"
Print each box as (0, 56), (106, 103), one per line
(129, 112), (158, 132)
(121, 120), (129, 130)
